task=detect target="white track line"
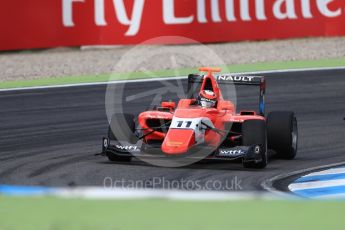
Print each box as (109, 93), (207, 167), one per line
(54, 188), (278, 201)
(0, 184), (279, 200)
(289, 179), (345, 191)
(1, 66), (344, 92)
(303, 167), (345, 177)
(261, 161), (345, 196)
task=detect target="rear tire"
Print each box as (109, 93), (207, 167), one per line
(267, 111), (298, 159)
(107, 113), (136, 162)
(242, 120), (267, 169)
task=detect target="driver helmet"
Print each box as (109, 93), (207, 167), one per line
(197, 90), (217, 108)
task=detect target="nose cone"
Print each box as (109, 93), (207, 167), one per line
(162, 129), (195, 155)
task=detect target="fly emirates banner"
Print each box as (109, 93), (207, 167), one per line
(1, 0), (344, 50)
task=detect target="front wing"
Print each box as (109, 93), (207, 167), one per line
(101, 138), (264, 163)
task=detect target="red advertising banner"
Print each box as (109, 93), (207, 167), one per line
(0, 0), (345, 51)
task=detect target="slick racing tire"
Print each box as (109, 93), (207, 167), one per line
(242, 120), (268, 169)
(108, 113), (137, 143)
(267, 111), (298, 160)
(107, 113), (136, 162)
(107, 151), (131, 162)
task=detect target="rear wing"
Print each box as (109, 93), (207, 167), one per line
(187, 74), (266, 116)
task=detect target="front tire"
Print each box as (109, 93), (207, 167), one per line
(242, 120), (268, 169)
(267, 111), (298, 159)
(107, 152), (132, 162)
(107, 113), (136, 162)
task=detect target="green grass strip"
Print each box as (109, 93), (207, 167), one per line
(1, 196), (345, 230)
(0, 58), (344, 89)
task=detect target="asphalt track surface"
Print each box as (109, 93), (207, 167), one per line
(1, 69), (345, 191)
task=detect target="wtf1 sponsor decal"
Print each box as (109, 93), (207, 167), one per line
(115, 144), (140, 152)
(218, 149), (245, 157)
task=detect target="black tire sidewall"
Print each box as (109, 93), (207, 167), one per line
(242, 120), (267, 168)
(107, 113), (135, 162)
(108, 113), (136, 143)
(267, 111), (297, 159)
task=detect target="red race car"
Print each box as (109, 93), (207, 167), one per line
(101, 67), (298, 168)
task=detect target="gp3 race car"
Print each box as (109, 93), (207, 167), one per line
(101, 67), (298, 168)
